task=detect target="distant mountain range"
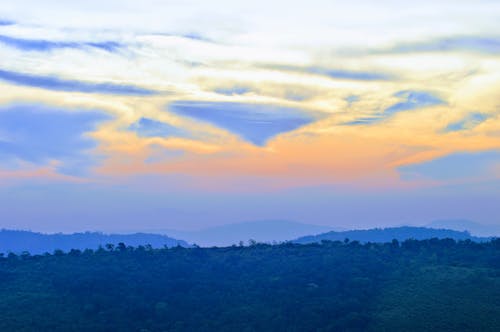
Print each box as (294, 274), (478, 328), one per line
(425, 219), (500, 237)
(293, 226), (489, 244)
(0, 230), (189, 254)
(160, 220), (335, 247)
(1, 221), (497, 254)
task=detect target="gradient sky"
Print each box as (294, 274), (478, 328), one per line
(0, 1), (499, 232)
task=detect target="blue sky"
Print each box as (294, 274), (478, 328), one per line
(399, 150), (500, 181)
(169, 101), (320, 146)
(0, 104), (108, 176)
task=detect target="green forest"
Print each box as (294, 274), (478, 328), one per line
(1, 239), (499, 332)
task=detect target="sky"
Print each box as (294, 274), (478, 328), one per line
(0, 1), (499, 233)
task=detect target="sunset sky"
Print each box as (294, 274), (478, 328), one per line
(0, 0), (499, 232)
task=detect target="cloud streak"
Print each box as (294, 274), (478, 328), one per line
(129, 118), (188, 138)
(343, 91), (444, 126)
(0, 34), (122, 52)
(307, 67), (392, 81)
(0, 69), (158, 96)
(389, 36), (500, 55)
(265, 64), (393, 81)
(385, 91), (444, 115)
(214, 86), (251, 96)
(445, 113), (489, 132)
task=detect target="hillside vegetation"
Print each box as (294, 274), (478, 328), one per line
(0, 239), (499, 331)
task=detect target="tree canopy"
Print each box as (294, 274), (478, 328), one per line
(0, 238), (499, 331)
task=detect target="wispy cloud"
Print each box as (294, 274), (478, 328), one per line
(0, 69), (158, 96)
(262, 64), (394, 81)
(0, 34), (122, 52)
(0, 104), (109, 176)
(343, 116), (383, 126)
(345, 95), (360, 105)
(129, 118), (188, 138)
(389, 36), (500, 55)
(144, 32), (216, 45)
(445, 113), (489, 132)
(385, 91), (444, 115)
(265, 64), (393, 81)
(181, 32), (213, 43)
(343, 91), (444, 126)
(170, 101), (320, 146)
(214, 86), (251, 96)
(307, 67), (391, 81)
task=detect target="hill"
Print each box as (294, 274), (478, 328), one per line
(293, 226), (488, 244)
(0, 239), (499, 331)
(0, 230), (189, 254)
(161, 220), (334, 247)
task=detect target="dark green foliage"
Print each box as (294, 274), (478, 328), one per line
(0, 239), (499, 331)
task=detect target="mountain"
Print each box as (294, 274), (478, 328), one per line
(0, 230), (189, 254)
(293, 226), (489, 244)
(426, 219), (500, 237)
(162, 220), (334, 247)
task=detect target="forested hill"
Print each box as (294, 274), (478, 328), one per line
(293, 226), (488, 244)
(0, 230), (189, 254)
(0, 227), (489, 254)
(0, 239), (499, 331)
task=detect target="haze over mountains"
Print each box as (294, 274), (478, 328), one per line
(0, 230), (188, 254)
(154, 219), (499, 247)
(425, 219), (500, 237)
(160, 220), (334, 247)
(1, 219), (498, 254)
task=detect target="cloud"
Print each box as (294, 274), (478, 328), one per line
(343, 91), (443, 126)
(385, 91), (444, 114)
(445, 113), (488, 132)
(0, 104), (109, 176)
(265, 64), (393, 81)
(0, 68), (158, 96)
(345, 95), (360, 105)
(307, 67), (391, 81)
(169, 101), (320, 146)
(214, 86), (251, 96)
(343, 116), (383, 126)
(0, 34), (122, 52)
(129, 118), (188, 138)
(180, 32), (213, 43)
(390, 36), (500, 55)
(399, 150), (500, 180)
